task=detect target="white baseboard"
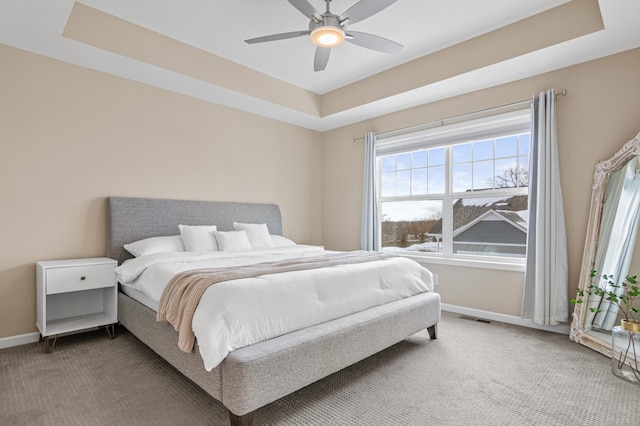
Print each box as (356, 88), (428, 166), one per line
(441, 303), (571, 335)
(0, 332), (40, 350)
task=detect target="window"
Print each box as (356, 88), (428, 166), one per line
(377, 110), (530, 261)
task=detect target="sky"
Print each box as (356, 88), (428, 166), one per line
(382, 200), (442, 222)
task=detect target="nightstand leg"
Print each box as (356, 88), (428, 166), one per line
(44, 335), (58, 354)
(102, 323), (116, 339)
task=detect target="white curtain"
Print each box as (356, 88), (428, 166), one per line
(361, 132), (381, 251)
(522, 89), (569, 325)
(592, 160), (640, 330)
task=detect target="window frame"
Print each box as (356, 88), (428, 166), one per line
(376, 109), (530, 269)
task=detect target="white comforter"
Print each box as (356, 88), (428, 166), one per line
(116, 246), (434, 371)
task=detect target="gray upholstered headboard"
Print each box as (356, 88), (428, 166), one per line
(107, 197), (282, 264)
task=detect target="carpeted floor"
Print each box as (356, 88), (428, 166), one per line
(1, 312), (638, 426)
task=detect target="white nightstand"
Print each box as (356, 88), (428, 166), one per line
(36, 257), (118, 353)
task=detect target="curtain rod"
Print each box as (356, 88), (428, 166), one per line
(352, 89), (567, 142)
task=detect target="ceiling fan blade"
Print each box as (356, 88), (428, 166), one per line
(346, 31), (403, 53)
(339, 0), (398, 25)
(314, 47), (331, 72)
(287, 0), (322, 22)
(245, 30), (309, 44)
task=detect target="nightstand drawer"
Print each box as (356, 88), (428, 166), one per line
(46, 263), (115, 295)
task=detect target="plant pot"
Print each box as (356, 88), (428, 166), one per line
(621, 319), (640, 332)
(611, 326), (640, 384)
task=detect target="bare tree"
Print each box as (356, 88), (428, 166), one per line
(494, 166), (528, 188)
(381, 217), (441, 248)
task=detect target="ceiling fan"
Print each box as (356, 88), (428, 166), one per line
(245, 0), (403, 72)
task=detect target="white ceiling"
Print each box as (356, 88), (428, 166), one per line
(1, 0), (639, 131)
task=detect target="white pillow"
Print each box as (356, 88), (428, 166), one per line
(123, 235), (185, 257)
(178, 224), (218, 251)
(233, 222), (274, 249)
(270, 234), (297, 247)
(212, 230), (252, 251)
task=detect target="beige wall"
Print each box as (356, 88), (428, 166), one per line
(0, 44), (323, 338)
(321, 48), (640, 317)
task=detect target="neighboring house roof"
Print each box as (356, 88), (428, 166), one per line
(427, 195), (528, 237)
(453, 210), (527, 245)
(495, 210), (528, 229)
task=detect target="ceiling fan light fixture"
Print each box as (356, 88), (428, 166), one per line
(246, 0), (403, 71)
(310, 26), (345, 47)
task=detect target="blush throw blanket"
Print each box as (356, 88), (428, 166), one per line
(157, 251), (392, 352)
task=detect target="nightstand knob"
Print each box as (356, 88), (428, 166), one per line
(80, 276), (86, 281)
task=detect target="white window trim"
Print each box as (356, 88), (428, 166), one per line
(377, 109), (530, 269)
(398, 252), (526, 272)
(377, 109), (530, 155)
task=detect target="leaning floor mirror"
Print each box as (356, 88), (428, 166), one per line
(570, 131), (640, 356)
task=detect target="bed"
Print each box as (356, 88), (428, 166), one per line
(107, 196), (441, 426)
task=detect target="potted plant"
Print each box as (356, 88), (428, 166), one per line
(571, 270), (640, 383)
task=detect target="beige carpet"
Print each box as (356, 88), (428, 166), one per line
(1, 312), (638, 426)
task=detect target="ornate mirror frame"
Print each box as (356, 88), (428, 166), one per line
(570, 131), (640, 356)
